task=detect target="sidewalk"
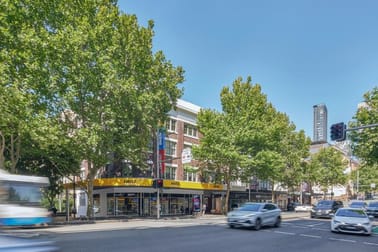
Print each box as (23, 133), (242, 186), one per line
(50, 211), (310, 226)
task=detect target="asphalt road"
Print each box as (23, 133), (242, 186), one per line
(3, 212), (377, 252)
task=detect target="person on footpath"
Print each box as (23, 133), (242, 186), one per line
(202, 203), (207, 216)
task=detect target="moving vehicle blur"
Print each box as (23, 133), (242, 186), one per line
(311, 200), (343, 218)
(330, 207), (374, 235)
(365, 201), (378, 217)
(227, 202), (281, 230)
(349, 200), (367, 210)
(0, 169), (51, 227)
(0, 234), (59, 252)
(294, 204), (312, 212)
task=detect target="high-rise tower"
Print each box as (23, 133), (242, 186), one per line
(313, 103), (328, 143)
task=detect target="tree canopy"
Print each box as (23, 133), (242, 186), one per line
(1, 0), (184, 216)
(193, 77), (311, 212)
(308, 147), (348, 198)
(349, 87), (378, 195)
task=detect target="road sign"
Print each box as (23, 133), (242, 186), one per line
(182, 148), (192, 164)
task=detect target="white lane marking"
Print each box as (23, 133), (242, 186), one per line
(328, 237), (356, 243)
(312, 228), (329, 232)
(308, 222), (326, 227)
(363, 242), (378, 246)
(299, 234), (321, 239)
(274, 231), (296, 235)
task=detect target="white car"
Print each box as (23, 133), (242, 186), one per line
(294, 204), (312, 212)
(227, 202), (281, 230)
(330, 207), (374, 235)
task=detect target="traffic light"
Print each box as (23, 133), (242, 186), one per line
(330, 122), (346, 141)
(152, 179), (164, 188)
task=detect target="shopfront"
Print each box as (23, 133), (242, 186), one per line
(87, 178), (226, 218)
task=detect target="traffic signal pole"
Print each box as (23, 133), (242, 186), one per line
(331, 122), (378, 141)
(346, 123), (378, 131)
(156, 129), (160, 220)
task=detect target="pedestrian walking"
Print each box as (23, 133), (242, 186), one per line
(202, 203), (207, 215)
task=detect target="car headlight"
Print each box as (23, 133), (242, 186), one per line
(333, 220), (341, 224)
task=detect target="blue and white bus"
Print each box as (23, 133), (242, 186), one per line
(0, 169), (51, 226)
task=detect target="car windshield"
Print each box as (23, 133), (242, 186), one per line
(350, 202), (365, 207)
(368, 202), (378, 207)
(317, 200), (332, 206)
(336, 209), (367, 218)
(238, 203), (261, 212)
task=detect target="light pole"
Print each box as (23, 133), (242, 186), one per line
(156, 128), (162, 219)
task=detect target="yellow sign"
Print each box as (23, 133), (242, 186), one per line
(163, 180), (224, 190)
(94, 178), (152, 187)
(63, 178), (225, 191)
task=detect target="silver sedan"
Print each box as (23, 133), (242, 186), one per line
(330, 207), (374, 235)
(227, 202), (281, 230)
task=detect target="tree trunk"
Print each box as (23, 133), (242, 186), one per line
(271, 180), (275, 203)
(0, 131), (5, 170)
(86, 161), (95, 219)
(9, 133), (20, 173)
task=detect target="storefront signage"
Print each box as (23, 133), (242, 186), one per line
(94, 178), (152, 187)
(164, 180), (224, 190)
(66, 178), (225, 191)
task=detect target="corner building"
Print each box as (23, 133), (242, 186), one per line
(76, 99), (226, 218)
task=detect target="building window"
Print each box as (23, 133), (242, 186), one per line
(165, 140), (176, 157)
(166, 119), (176, 132)
(163, 166), (176, 180)
(184, 123), (197, 137)
(184, 166), (198, 182)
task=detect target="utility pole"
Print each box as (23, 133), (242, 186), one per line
(156, 128), (160, 219)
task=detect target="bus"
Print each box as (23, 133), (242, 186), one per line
(0, 169), (51, 226)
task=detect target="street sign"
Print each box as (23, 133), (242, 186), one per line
(182, 148), (192, 164)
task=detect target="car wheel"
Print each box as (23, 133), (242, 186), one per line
(229, 224), (234, 229)
(254, 218), (262, 230)
(274, 216), (281, 227)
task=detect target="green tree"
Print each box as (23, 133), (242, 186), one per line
(350, 163), (378, 197)
(278, 130), (311, 199)
(349, 88), (378, 198)
(52, 2), (183, 217)
(350, 88), (378, 165)
(0, 0), (43, 172)
(309, 147), (347, 199)
(1, 0), (184, 217)
(193, 77), (308, 212)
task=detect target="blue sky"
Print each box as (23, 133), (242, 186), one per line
(119, 0), (378, 140)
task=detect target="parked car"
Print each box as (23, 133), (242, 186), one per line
(349, 200), (367, 210)
(227, 202), (281, 230)
(287, 202), (300, 211)
(366, 201), (378, 217)
(294, 204), (313, 212)
(310, 200), (343, 218)
(330, 207), (374, 235)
